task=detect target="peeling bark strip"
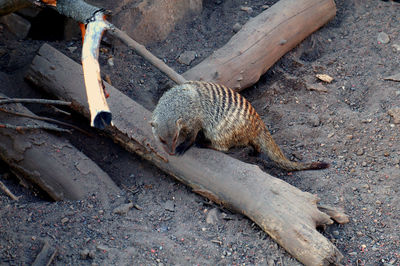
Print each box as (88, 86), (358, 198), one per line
(26, 43), (346, 265)
(183, 0), (337, 91)
(0, 91), (120, 202)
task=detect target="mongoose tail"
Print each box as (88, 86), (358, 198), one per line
(254, 129), (330, 171)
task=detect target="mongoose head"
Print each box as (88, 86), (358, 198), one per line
(150, 117), (187, 156)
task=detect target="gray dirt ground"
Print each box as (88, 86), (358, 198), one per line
(1, 0), (400, 265)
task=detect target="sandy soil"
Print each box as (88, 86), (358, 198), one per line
(1, 0), (399, 265)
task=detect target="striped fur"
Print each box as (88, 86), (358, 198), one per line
(151, 81), (329, 171)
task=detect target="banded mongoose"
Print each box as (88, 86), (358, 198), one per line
(151, 81), (329, 171)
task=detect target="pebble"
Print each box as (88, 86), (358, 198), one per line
(178, 51), (196, 65)
(240, 6), (253, 14)
(68, 46), (77, 53)
(332, 230), (339, 236)
(206, 208), (220, 224)
(96, 244), (110, 252)
(377, 32), (390, 44)
(61, 217), (69, 224)
(349, 252), (357, 256)
(107, 57), (114, 67)
(80, 249), (90, 259)
(307, 114), (320, 127)
(392, 43), (400, 52)
(232, 23), (242, 33)
(112, 202), (133, 215)
(356, 149), (364, 156)
(164, 200), (175, 212)
(388, 108), (400, 124)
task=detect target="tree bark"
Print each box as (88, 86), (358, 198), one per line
(0, 91), (120, 202)
(26, 43), (345, 266)
(183, 0), (336, 91)
(0, 0), (31, 16)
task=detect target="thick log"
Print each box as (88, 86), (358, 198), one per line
(26, 43), (345, 265)
(0, 0), (31, 16)
(0, 91), (120, 202)
(183, 0), (336, 91)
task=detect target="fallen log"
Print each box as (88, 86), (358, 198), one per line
(0, 91), (120, 202)
(26, 43), (347, 265)
(183, 0), (336, 91)
(0, 0), (31, 16)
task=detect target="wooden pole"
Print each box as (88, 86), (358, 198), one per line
(26, 43), (346, 265)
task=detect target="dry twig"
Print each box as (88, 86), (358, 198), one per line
(0, 98), (71, 106)
(106, 23), (187, 85)
(32, 241), (57, 266)
(0, 123), (71, 133)
(0, 180), (19, 200)
(0, 107), (92, 136)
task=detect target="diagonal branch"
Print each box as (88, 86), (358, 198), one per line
(0, 98), (71, 105)
(0, 107), (92, 136)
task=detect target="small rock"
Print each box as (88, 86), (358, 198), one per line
(80, 248), (90, 260)
(332, 230), (339, 236)
(61, 217), (69, 224)
(392, 43), (400, 52)
(206, 208), (220, 224)
(68, 46), (77, 53)
(107, 57), (114, 67)
(164, 200), (175, 212)
(307, 114), (320, 127)
(356, 149), (364, 156)
(349, 252), (357, 256)
(262, 5), (270, 9)
(388, 108), (400, 124)
(178, 51), (196, 65)
(96, 244), (110, 252)
(88, 250), (96, 259)
(232, 23), (242, 33)
(240, 6), (253, 14)
(377, 32), (390, 44)
(0, 13), (31, 39)
(292, 151), (303, 161)
(112, 202), (134, 215)
(316, 73), (334, 83)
